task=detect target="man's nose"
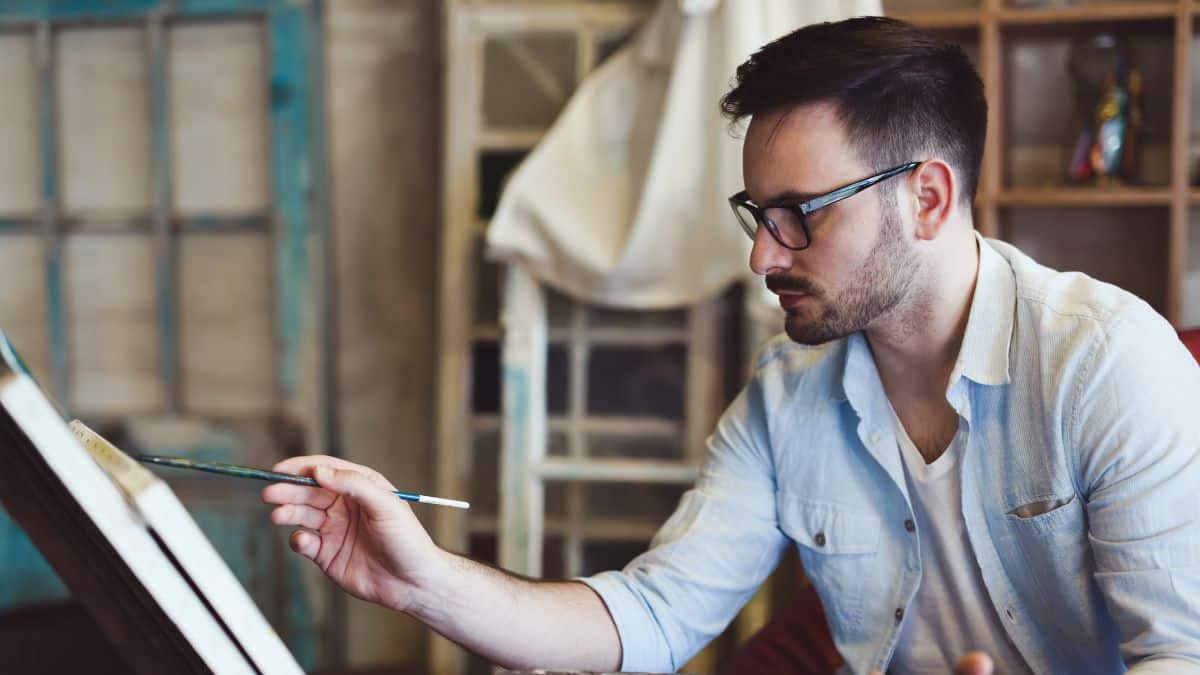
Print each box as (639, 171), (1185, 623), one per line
(749, 224), (793, 277)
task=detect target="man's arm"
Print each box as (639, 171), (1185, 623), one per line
(262, 457), (621, 671)
(263, 363), (786, 672)
(409, 551), (620, 670)
(1071, 308), (1200, 671)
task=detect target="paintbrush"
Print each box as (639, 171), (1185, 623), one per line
(134, 454), (470, 509)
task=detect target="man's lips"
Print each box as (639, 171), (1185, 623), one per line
(775, 291), (810, 309)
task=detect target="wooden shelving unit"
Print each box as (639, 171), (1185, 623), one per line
(889, 0), (1197, 325)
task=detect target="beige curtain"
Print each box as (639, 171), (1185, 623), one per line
(486, 0), (882, 309)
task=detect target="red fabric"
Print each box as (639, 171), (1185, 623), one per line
(717, 583), (843, 675)
(1178, 328), (1200, 364)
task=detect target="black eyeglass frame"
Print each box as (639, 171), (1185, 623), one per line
(729, 161), (922, 251)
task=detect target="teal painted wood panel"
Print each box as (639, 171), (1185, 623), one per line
(267, 1), (326, 399)
(0, 0), (328, 668)
(0, 0), (272, 22)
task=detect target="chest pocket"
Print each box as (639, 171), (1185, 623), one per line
(777, 493), (882, 634)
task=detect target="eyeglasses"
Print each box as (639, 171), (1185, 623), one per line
(729, 162), (921, 251)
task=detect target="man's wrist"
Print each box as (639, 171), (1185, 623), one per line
(399, 546), (459, 622)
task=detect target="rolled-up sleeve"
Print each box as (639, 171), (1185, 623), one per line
(579, 374), (788, 672)
(1072, 307), (1200, 671)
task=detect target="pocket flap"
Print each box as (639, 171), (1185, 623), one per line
(1008, 494), (1075, 520)
(778, 494), (881, 555)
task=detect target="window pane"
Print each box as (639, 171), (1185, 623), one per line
(179, 233), (274, 414)
(589, 305), (686, 330)
(0, 33), (39, 217)
(0, 236), (51, 383)
(584, 482), (686, 522)
(474, 238), (502, 328)
(588, 433), (683, 460)
(59, 27), (151, 218)
(547, 344), (568, 414)
(483, 35), (575, 128)
(581, 540), (649, 577)
(470, 340), (500, 413)
(170, 21), (269, 215)
(595, 28), (636, 69)
(66, 235), (163, 413)
(477, 150), (526, 219)
(587, 345), (686, 418)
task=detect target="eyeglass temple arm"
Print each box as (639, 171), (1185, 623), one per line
(801, 162), (921, 214)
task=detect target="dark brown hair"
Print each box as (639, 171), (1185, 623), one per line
(721, 16), (987, 205)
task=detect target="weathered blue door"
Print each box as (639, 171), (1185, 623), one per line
(0, 0), (331, 667)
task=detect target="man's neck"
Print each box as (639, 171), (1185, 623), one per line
(866, 229), (980, 463)
(867, 229), (980, 399)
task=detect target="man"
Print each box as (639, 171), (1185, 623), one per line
(263, 17), (1200, 674)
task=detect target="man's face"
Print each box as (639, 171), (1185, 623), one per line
(742, 102), (920, 345)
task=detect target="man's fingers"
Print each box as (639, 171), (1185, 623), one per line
(273, 455), (395, 490)
(272, 503), (326, 531)
(954, 651), (994, 675)
(873, 651), (992, 675)
(261, 482), (336, 510)
(274, 454), (355, 475)
(290, 530), (321, 561)
(312, 465), (399, 519)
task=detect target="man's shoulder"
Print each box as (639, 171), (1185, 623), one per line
(987, 237), (1163, 335)
(744, 334), (848, 428)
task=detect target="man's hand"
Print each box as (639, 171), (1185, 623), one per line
(869, 651), (994, 675)
(262, 455), (621, 671)
(261, 455), (447, 614)
(953, 652), (994, 675)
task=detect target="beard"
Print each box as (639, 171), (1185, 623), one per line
(773, 198), (921, 346)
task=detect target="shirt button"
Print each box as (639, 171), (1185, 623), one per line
(895, 607), (905, 622)
(1006, 608), (1016, 622)
(814, 532), (826, 547)
(904, 519), (915, 532)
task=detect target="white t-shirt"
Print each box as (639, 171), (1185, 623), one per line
(887, 406), (1032, 675)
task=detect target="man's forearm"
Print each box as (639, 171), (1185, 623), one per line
(405, 548), (622, 671)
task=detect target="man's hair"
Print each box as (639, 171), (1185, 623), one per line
(721, 16), (987, 205)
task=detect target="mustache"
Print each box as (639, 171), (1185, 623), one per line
(766, 275), (821, 296)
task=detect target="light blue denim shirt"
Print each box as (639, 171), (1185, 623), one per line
(582, 235), (1200, 674)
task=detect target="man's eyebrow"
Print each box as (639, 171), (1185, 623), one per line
(760, 190), (819, 207)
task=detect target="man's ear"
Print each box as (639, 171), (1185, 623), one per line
(908, 159), (957, 241)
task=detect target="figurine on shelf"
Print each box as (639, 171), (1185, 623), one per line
(1067, 34), (1143, 184)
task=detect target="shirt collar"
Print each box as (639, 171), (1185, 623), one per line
(957, 232), (1015, 386)
(833, 232), (1015, 402)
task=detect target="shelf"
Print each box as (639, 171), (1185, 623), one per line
(996, 2), (1179, 26)
(890, 9), (982, 29)
(893, 2), (1185, 28)
(994, 187), (1174, 207)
